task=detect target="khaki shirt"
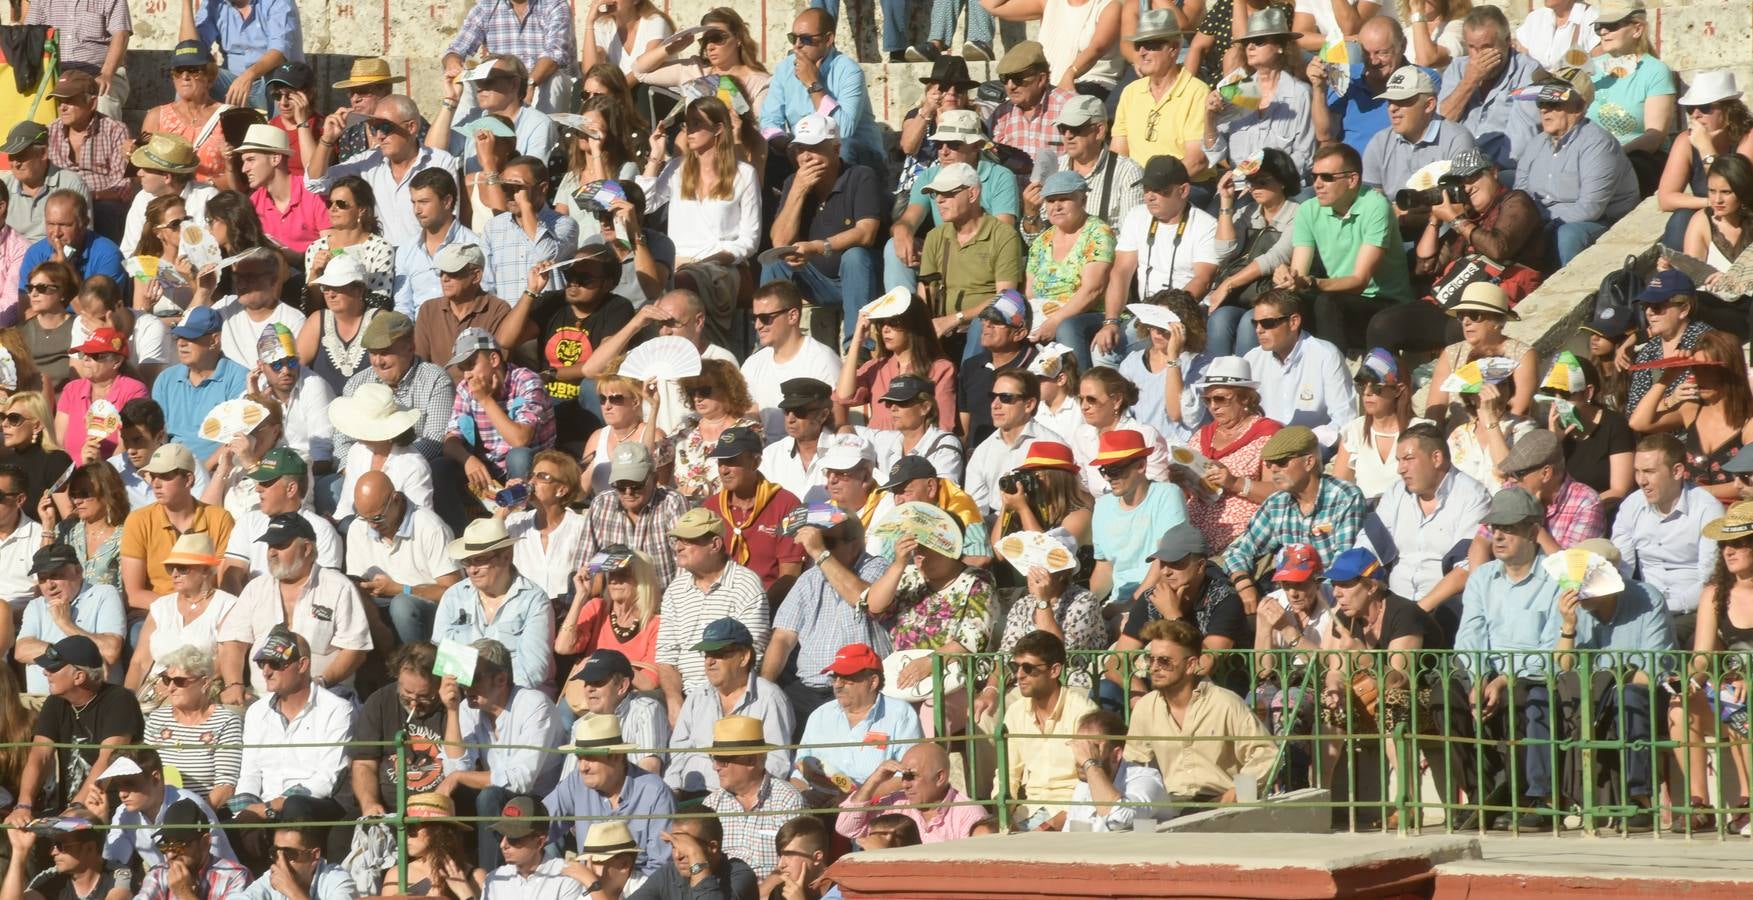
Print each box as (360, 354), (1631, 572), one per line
(1123, 681), (1275, 798)
(999, 684), (1098, 815)
(919, 214), (1025, 314)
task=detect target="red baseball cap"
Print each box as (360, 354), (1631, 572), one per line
(72, 328), (127, 357)
(1273, 543), (1322, 583)
(820, 643), (882, 676)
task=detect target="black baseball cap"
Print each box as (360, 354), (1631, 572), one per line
(36, 636), (102, 672)
(879, 374), (933, 405)
(259, 512), (316, 546)
(160, 798), (213, 832)
(881, 455), (938, 492)
(29, 543), (81, 577)
(572, 649), (635, 683)
(1141, 155), (1190, 192)
(265, 61), (313, 91)
(708, 426), (763, 460)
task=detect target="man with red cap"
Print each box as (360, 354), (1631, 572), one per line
(1255, 543), (1330, 656)
(965, 373), (1068, 518)
(792, 643), (922, 805)
(1090, 429), (1189, 609)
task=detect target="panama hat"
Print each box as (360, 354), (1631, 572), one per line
(328, 383), (421, 442)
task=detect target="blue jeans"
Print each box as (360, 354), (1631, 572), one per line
(1662, 208), (1695, 251)
(882, 236), (920, 294)
(1519, 683), (1555, 801)
(1207, 305), (1259, 358)
(811, 0), (910, 51)
(1092, 334), (1145, 371)
(210, 68), (269, 112)
(1550, 220), (1610, 268)
(760, 246), (880, 342)
(389, 592), (437, 645)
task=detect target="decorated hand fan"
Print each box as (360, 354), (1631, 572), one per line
(574, 179), (626, 216)
(1628, 356), (1724, 372)
(125, 255), (187, 287)
(1028, 342), (1075, 379)
(1541, 548), (1625, 599)
(870, 502), (963, 558)
(586, 548), (635, 575)
(863, 286), (914, 321)
(1404, 160), (1452, 192)
(781, 503), (849, 536)
(995, 530), (1078, 575)
(1439, 356), (1515, 393)
(548, 113), (594, 135)
(0, 347), (16, 392)
(1212, 69), (1262, 125)
(1321, 40), (1365, 96)
(1541, 350), (1586, 395)
(1167, 443), (1211, 479)
(178, 223), (222, 269)
(199, 398), (271, 445)
(617, 335), (702, 382)
(85, 399), (121, 442)
(1595, 53), (1639, 79)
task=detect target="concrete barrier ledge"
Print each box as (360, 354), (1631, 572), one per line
(1155, 787), (1333, 834)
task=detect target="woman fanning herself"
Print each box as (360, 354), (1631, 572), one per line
(1423, 283), (1539, 425)
(55, 328), (147, 463)
(631, 8), (771, 117)
(1629, 329), (1753, 504)
(555, 97), (644, 234)
(1183, 357), (1280, 553)
(835, 293), (956, 431)
(1118, 290), (1213, 445)
(581, 373), (667, 496)
(131, 196), (198, 315)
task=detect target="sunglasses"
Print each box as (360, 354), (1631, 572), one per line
(267, 358), (300, 372)
(701, 28), (731, 45)
(1505, 464), (1545, 480)
(613, 481), (647, 494)
(1203, 392), (1238, 405)
(1, 412), (30, 426)
(598, 392), (633, 406)
(1592, 19), (1632, 35)
(358, 503), (396, 525)
(367, 120), (398, 137)
(686, 386), (715, 401)
(1098, 460), (1138, 480)
(1006, 660), (1051, 677)
(166, 563), (207, 575)
(1312, 170), (1356, 183)
(25, 283), (58, 295)
(1253, 314), (1290, 330)
(158, 839), (193, 855)
(1240, 36), (1276, 47)
(1455, 310), (1500, 323)
(990, 391), (1025, 405)
(565, 269), (612, 286)
(1002, 70), (1043, 86)
(787, 32), (824, 45)
(271, 89), (297, 101)
(899, 769), (919, 782)
(158, 216), (191, 231)
(1643, 300), (1678, 314)
(753, 309), (792, 326)
(1146, 654), (1184, 669)
(1055, 123), (1095, 137)
(158, 673), (199, 687)
(1135, 39), (1170, 51)
(1689, 102), (1724, 114)
(329, 197), (354, 210)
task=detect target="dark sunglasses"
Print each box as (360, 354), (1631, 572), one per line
(267, 358), (300, 372)
(613, 480), (646, 494)
(1505, 464), (1546, 480)
(701, 28), (731, 45)
(686, 385), (715, 401)
(1455, 310), (1501, 323)
(899, 769), (920, 782)
(598, 392), (633, 406)
(1002, 70), (1043, 86)
(157, 839), (193, 855)
(1135, 39), (1171, 51)
(1253, 314), (1290, 330)
(990, 390), (1025, 405)
(1313, 170), (1356, 183)
(787, 32), (824, 45)
(565, 268), (612, 287)
(1689, 102), (1724, 114)
(158, 216), (191, 231)
(1, 412), (30, 426)
(1592, 19), (1631, 35)
(753, 309), (794, 326)
(1098, 460), (1138, 480)
(158, 673), (198, 687)
(367, 120), (398, 137)
(1055, 123), (1095, 137)
(25, 283), (58, 295)
(330, 198), (353, 210)
(1006, 660), (1051, 677)
(260, 658), (296, 671)
(879, 395), (927, 408)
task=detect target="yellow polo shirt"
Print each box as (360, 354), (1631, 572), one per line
(120, 501), (236, 596)
(1112, 68), (1213, 174)
(998, 684), (1098, 816)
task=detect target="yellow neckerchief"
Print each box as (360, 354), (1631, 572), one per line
(936, 480), (982, 529)
(857, 488), (887, 527)
(718, 479), (781, 564)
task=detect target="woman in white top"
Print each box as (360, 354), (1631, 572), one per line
(1402, 0), (1469, 68)
(581, 0), (675, 82)
(866, 381), (966, 484)
(581, 373), (669, 496)
(1029, 344), (1084, 443)
(1513, 0), (1598, 71)
(555, 98), (644, 236)
(983, 0), (1123, 95)
(329, 383), (436, 519)
(630, 8), (771, 118)
(503, 451), (589, 606)
(124, 533), (238, 691)
(1445, 381), (1533, 489)
(1332, 350), (1431, 501)
(642, 96), (762, 350)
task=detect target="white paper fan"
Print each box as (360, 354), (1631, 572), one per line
(881, 648), (965, 702)
(618, 335), (702, 383)
(995, 530), (1079, 575)
(199, 398), (271, 445)
(1404, 160), (1452, 192)
(864, 287), (914, 321)
(1540, 549), (1625, 599)
(86, 399), (121, 441)
(1126, 303), (1182, 332)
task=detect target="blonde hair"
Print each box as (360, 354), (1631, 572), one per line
(679, 96), (739, 202)
(625, 550), (662, 624)
(6, 391), (58, 451)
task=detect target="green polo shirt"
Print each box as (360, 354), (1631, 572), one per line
(920, 214), (1026, 314)
(1290, 188), (1413, 301)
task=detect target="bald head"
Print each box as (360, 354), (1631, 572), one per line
(1361, 15), (1404, 55)
(353, 471), (402, 535)
(794, 8), (832, 34)
(376, 94), (418, 124)
(899, 742), (952, 801)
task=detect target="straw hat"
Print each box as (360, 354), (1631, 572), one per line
(446, 517), (517, 561)
(1447, 282), (1519, 321)
(130, 133), (198, 175)
(570, 715), (634, 755)
(1703, 501), (1753, 542)
(579, 822), (640, 862)
(406, 792), (455, 819)
(162, 533), (220, 568)
(705, 715), (774, 756)
(332, 57), (407, 90)
(328, 383), (421, 442)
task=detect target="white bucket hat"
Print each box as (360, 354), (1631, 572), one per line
(1680, 71), (1743, 108)
(328, 383), (421, 442)
(1191, 356), (1260, 393)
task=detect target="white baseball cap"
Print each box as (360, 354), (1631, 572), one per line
(793, 113), (840, 147)
(310, 254), (368, 289)
(923, 162), (979, 195)
(818, 435), (878, 471)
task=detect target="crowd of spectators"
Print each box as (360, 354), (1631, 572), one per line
(0, 0), (1752, 896)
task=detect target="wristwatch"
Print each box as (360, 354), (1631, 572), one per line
(1034, 598), (1051, 611)
(814, 549), (832, 567)
(689, 862), (709, 876)
(1080, 758), (1102, 771)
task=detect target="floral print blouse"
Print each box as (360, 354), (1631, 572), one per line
(997, 584), (1105, 687)
(889, 565), (999, 665)
(58, 519), (122, 590)
(671, 415), (762, 501)
(1027, 218), (1116, 317)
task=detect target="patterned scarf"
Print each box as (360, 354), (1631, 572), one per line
(718, 479), (781, 564)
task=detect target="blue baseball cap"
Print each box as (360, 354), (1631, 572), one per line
(171, 40), (209, 69)
(1326, 547), (1385, 583)
(1634, 269), (1695, 305)
(1580, 304), (1634, 340)
(171, 306), (223, 340)
(572, 649), (635, 683)
(691, 617), (754, 652)
(1040, 169), (1089, 199)
(978, 289), (1032, 330)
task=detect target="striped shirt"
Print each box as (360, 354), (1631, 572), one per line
(705, 776), (805, 879)
(654, 560), (770, 695)
(144, 704), (244, 796)
(135, 857), (251, 900)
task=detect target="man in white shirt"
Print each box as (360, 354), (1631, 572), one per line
(98, 750), (239, 873)
(480, 795), (589, 900)
(220, 448), (341, 589)
(345, 471), (464, 643)
(1611, 433), (1724, 648)
(740, 281), (841, 441)
(1513, 0), (1598, 71)
(1094, 155), (1218, 368)
(0, 464), (43, 613)
(307, 95), (461, 247)
(199, 247), (306, 370)
(1065, 709), (1169, 832)
(1367, 424), (1490, 630)
(217, 514), (373, 699)
(965, 370), (1066, 518)
(234, 627), (355, 815)
(760, 379), (835, 504)
(1242, 289), (1357, 444)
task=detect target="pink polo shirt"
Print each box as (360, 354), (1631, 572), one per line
(251, 174), (329, 255)
(836, 787), (988, 844)
(58, 376), (149, 459)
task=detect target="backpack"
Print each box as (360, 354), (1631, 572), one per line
(1593, 254), (1642, 325)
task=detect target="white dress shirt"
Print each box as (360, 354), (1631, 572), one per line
(760, 436), (831, 504)
(445, 685), (569, 796)
(1611, 482), (1724, 614)
(740, 340), (841, 441)
(965, 419), (1066, 517)
(1066, 760), (1170, 832)
(0, 517), (43, 613)
(345, 504), (460, 601)
(237, 684), (354, 800)
(1244, 333), (1358, 441)
(1368, 468), (1492, 603)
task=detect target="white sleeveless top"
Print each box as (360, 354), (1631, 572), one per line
(1043, 0), (1124, 88)
(1339, 416), (1434, 501)
(146, 590), (241, 678)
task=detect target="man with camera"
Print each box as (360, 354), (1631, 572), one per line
(1361, 66), (1477, 228)
(966, 372), (1066, 519)
(1414, 149), (1548, 282)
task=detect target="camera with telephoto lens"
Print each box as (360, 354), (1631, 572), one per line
(1395, 183), (1466, 211)
(998, 470), (1041, 496)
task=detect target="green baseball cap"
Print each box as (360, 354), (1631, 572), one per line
(248, 447), (308, 483)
